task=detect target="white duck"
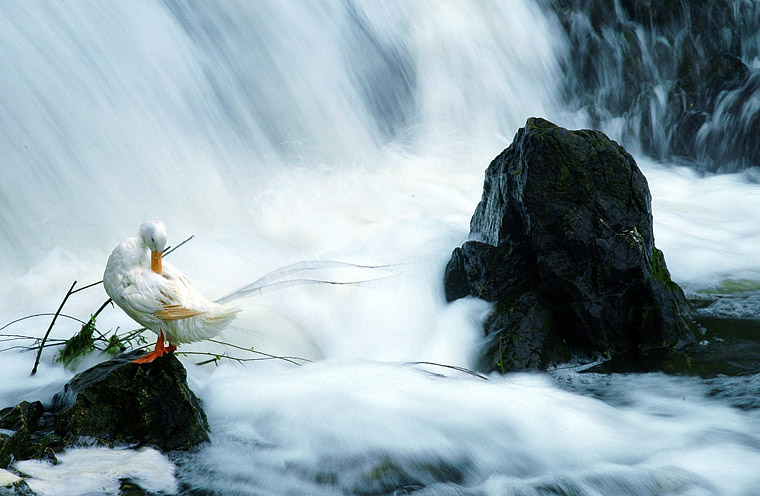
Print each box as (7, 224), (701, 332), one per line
(103, 220), (240, 364)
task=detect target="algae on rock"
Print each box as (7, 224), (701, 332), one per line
(445, 117), (697, 372)
(53, 351), (209, 451)
(0, 401), (58, 470)
(0, 350), (209, 479)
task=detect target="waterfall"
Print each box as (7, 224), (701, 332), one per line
(552, 0), (760, 171)
(0, 0), (565, 276)
(3, 2), (760, 495)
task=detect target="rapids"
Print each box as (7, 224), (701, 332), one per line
(1, 1), (759, 495)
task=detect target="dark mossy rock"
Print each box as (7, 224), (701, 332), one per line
(445, 118), (697, 372)
(444, 240), (532, 303)
(0, 401), (59, 469)
(52, 351), (209, 451)
(477, 291), (567, 372)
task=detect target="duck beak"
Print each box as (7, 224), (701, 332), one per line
(151, 250), (163, 273)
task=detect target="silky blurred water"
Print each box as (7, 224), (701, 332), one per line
(1, 1), (760, 495)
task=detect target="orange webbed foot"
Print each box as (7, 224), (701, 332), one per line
(132, 333), (175, 364)
(132, 349), (167, 364)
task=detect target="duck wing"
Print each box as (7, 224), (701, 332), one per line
(110, 263), (210, 326)
(154, 305), (203, 320)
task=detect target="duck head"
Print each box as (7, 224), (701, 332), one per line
(139, 220), (168, 273)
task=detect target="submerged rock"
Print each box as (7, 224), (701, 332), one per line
(445, 118), (697, 372)
(52, 351), (209, 451)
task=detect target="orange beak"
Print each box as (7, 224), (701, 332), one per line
(151, 250), (163, 273)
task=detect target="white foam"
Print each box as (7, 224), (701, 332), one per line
(0, 468), (22, 487)
(176, 361), (760, 494)
(0, 352), (74, 408)
(1, 1), (759, 494)
(14, 447), (177, 496)
(641, 159), (760, 289)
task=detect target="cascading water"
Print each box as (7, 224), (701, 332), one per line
(552, 0), (760, 172)
(2, 1), (760, 495)
(0, 0), (562, 274)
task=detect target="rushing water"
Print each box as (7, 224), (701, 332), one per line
(554, 0), (760, 172)
(1, 1), (760, 495)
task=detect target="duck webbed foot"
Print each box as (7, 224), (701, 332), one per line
(132, 332), (176, 364)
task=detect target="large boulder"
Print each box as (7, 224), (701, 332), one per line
(445, 118), (697, 372)
(52, 351), (209, 451)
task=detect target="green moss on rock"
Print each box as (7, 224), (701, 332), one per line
(0, 351), (208, 477)
(446, 118), (697, 373)
(52, 352), (209, 451)
(0, 402), (59, 469)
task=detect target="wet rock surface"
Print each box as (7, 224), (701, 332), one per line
(445, 118), (697, 372)
(0, 351), (208, 473)
(52, 351), (209, 451)
(0, 402), (58, 470)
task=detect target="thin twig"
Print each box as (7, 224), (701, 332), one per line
(0, 335), (66, 344)
(405, 361), (489, 381)
(215, 277), (390, 304)
(178, 351), (302, 365)
(0, 313), (88, 333)
(128, 342), (152, 352)
(163, 234), (194, 257)
(70, 280), (105, 295)
(207, 338), (310, 366)
(206, 337), (311, 360)
(0, 337), (68, 354)
(116, 328), (146, 341)
(32, 280), (77, 375)
(0, 333), (53, 341)
(193, 356), (221, 366)
(21, 341), (69, 352)
(215, 259), (400, 304)
(2, 345), (53, 353)
(87, 299), (113, 342)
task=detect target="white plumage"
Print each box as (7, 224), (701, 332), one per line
(103, 220), (239, 363)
